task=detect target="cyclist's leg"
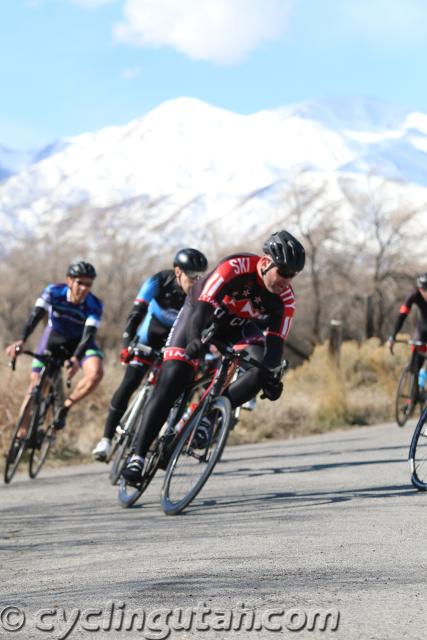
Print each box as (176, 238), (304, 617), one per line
(133, 358), (194, 458)
(54, 347), (103, 429)
(103, 362), (148, 441)
(15, 327), (52, 437)
(222, 324), (266, 408)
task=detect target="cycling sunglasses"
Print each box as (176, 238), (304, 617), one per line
(183, 271), (205, 279)
(265, 260), (297, 279)
(276, 267), (297, 279)
(74, 279), (93, 287)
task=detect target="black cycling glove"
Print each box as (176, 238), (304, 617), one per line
(261, 379), (283, 401)
(185, 338), (206, 359)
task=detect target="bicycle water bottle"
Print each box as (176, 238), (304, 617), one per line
(175, 403), (198, 434)
(418, 368), (427, 391)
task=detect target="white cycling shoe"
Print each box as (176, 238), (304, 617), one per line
(92, 437), (112, 462)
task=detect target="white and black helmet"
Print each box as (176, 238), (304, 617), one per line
(416, 272), (427, 290)
(173, 248), (208, 276)
(263, 230), (305, 277)
(67, 261), (97, 279)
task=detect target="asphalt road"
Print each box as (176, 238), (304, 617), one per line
(1, 421), (426, 640)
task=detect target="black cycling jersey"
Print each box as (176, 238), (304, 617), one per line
(392, 290), (427, 341)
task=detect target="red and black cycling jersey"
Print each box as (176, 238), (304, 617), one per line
(190, 253), (295, 337)
(165, 253), (296, 370)
(392, 290), (427, 340)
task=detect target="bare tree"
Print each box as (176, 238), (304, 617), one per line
(340, 173), (426, 339)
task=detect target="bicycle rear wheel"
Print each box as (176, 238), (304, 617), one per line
(409, 407), (427, 490)
(395, 366), (418, 427)
(4, 396), (36, 484)
(161, 396), (232, 515)
(28, 394), (56, 479)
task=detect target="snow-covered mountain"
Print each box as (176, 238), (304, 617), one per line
(1, 96), (427, 255)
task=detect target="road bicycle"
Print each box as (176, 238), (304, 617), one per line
(160, 336), (287, 516)
(393, 339), (427, 427)
(4, 348), (69, 484)
(109, 344), (162, 488)
(116, 345), (214, 508)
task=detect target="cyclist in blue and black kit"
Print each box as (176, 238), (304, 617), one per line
(6, 261), (104, 432)
(92, 248), (208, 461)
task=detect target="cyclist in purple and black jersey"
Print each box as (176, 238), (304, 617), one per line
(6, 261), (104, 432)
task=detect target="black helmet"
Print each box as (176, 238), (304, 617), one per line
(66, 261), (97, 279)
(173, 248), (208, 275)
(416, 273), (427, 290)
(263, 230), (305, 277)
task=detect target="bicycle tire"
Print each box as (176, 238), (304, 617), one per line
(117, 448), (161, 508)
(109, 387), (151, 485)
(28, 394), (56, 479)
(395, 365), (418, 427)
(161, 396), (232, 515)
(409, 407), (427, 490)
(4, 396), (37, 484)
(109, 427), (137, 486)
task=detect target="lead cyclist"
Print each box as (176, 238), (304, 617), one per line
(122, 230), (306, 485)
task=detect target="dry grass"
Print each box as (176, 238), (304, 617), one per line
(0, 340), (410, 468)
(228, 338), (408, 445)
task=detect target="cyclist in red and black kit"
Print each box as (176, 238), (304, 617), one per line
(388, 273), (427, 388)
(122, 230), (305, 484)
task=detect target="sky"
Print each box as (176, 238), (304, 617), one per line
(2, 0), (427, 149)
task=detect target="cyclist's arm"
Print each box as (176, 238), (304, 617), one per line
(187, 300), (215, 342)
(73, 325), (98, 361)
(19, 305), (46, 342)
(72, 296), (103, 361)
(122, 275), (161, 347)
(122, 301), (148, 347)
(391, 293), (415, 338)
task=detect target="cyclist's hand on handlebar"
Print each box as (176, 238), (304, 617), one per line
(185, 338), (206, 359)
(5, 340), (23, 360)
(65, 356), (80, 379)
(120, 347), (132, 364)
(261, 378), (283, 401)
(387, 336), (395, 355)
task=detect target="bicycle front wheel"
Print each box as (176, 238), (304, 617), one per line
(117, 449), (161, 508)
(409, 407), (427, 490)
(4, 396), (36, 484)
(28, 396), (56, 479)
(109, 388), (151, 486)
(161, 396), (232, 515)
(395, 366), (417, 427)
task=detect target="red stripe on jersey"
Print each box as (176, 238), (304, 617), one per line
(163, 347), (200, 370)
(399, 305), (410, 315)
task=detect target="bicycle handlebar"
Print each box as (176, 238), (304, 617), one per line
(393, 339), (427, 347)
(128, 342), (164, 361)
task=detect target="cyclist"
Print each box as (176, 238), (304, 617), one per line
(388, 272), (427, 392)
(92, 248), (208, 461)
(5, 261), (104, 435)
(122, 230), (305, 484)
